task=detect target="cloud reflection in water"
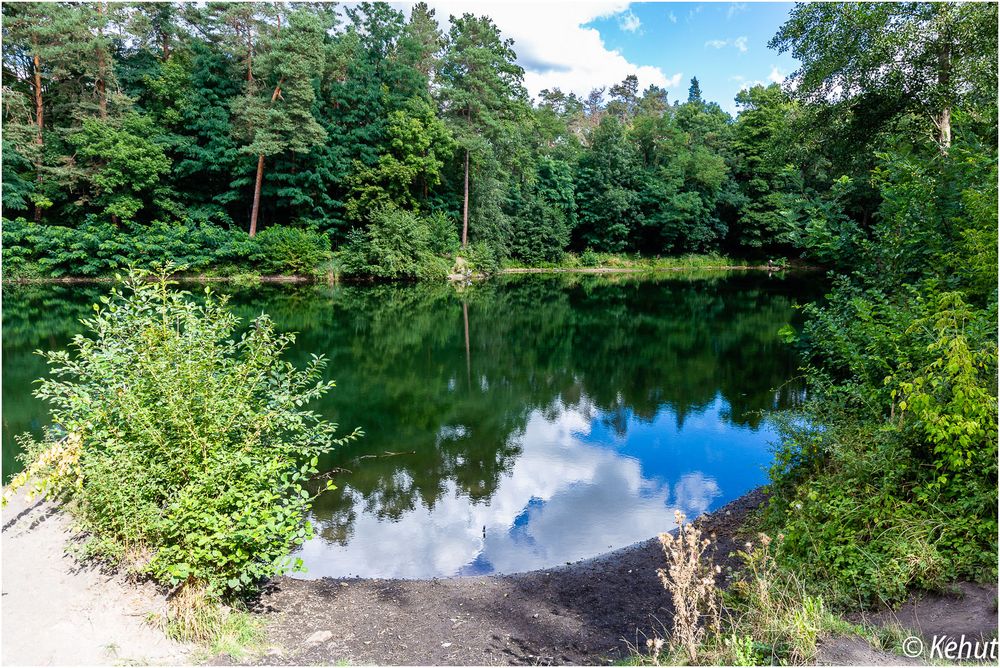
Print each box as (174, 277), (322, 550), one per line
(294, 392), (773, 579)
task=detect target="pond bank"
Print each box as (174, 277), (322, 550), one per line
(501, 264), (786, 274)
(227, 489), (768, 666)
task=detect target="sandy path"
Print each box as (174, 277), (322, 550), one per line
(2, 490), (190, 666)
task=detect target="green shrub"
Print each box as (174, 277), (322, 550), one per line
(338, 207), (448, 280)
(1, 219), (336, 278)
(765, 287), (998, 605)
(426, 210), (460, 256)
(580, 247), (600, 267)
(254, 225), (332, 276)
(4, 270), (360, 625)
(464, 241), (501, 275)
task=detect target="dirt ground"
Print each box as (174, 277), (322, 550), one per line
(227, 490), (765, 666)
(814, 582), (999, 666)
(1, 490), (190, 666)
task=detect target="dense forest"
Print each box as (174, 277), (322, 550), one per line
(3, 2), (995, 280)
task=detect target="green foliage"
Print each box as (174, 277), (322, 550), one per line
(463, 241), (500, 276)
(345, 98), (456, 221)
(3, 218), (195, 277)
(3, 1), (997, 274)
(1, 218), (338, 278)
(770, 2), (997, 150)
(426, 210), (461, 255)
(510, 156), (576, 264)
(68, 114), (173, 223)
(758, 4), (999, 608)
(766, 284), (997, 605)
(574, 116), (640, 252)
(338, 207), (449, 281)
(892, 292), (998, 481)
(8, 271), (360, 600)
(254, 226), (332, 276)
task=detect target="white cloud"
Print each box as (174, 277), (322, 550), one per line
(726, 3), (748, 20)
(668, 10), (677, 24)
(768, 66), (786, 84)
(705, 36), (748, 53)
(664, 72), (684, 88)
(618, 9), (641, 33)
(421, 2), (672, 98)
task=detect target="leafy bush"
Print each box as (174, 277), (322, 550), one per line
(4, 271), (360, 633)
(338, 207), (449, 280)
(1, 218), (336, 278)
(464, 240), (501, 275)
(254, 225), (332, 276)
(426, 210), (461, 256)
(766, 288), (998, 605)
(580, 248), (600, 267)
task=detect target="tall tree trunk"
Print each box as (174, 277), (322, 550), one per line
(96, 2), (107, 118)
(461, 148), (470, 248)
(31, 39), (44, 222)
(248, 83), (283, 237)
(249, 153), (266, 237)
(245, 25), (254, 82)
(936, 41), (952, 152)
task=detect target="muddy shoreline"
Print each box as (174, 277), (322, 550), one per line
(233, 488), (769, 666)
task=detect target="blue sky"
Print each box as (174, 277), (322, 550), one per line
(585, 3), (799, 114)
(424, 1), (800, 116)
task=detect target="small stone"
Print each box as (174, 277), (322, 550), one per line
(266, 647), (283, 656)
(532, 613), (539, 618)
(305, 630), (333, 644)
(441, 642), (452, 648)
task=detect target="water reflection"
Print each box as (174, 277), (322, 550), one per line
(2, 272), (821, 577)
(299, 391), (773, 579)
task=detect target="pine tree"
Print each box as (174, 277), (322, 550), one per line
(438, 13), (527, 249)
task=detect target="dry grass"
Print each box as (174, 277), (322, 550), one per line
(160, 578), (265, 660)
(656, 510), (722, 663)
(633, 524), (854, 666)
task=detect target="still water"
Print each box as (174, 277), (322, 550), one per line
(2, 272), (819, 578)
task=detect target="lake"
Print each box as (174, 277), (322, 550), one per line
(2, 272), (819, 579)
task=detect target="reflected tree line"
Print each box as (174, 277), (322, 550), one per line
(2, 274), (820, 545)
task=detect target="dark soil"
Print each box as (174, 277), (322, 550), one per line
(815, 583), (999, 666)
(865, 581), (998, 642)
(234, 489), (768, 666)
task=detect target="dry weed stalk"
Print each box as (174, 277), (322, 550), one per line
(657, 510), (721, 663)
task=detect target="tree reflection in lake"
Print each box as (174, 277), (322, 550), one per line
(2, 272), (820, 577)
